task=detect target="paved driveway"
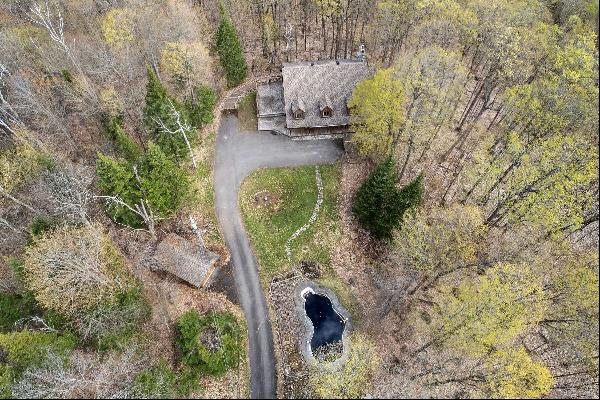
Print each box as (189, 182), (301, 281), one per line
(214, 114), (343, 398)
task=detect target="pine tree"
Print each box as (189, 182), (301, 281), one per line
(398, 173), (423, 212)
(215, 10), (247, 88)
(185, 84), (216, 128)
(353, 158), (423, 240)
(96, 143), (190, 228)
(142, 66), (197, 164)
(104, 114), (142, 162)
(143, 66), (169, 133)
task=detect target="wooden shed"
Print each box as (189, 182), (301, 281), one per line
(150, 233), (219, 288)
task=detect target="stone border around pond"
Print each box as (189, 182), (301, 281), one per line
(294, 280), (352, 368)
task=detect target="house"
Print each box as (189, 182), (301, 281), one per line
(256, 58), (371, 138)
(149, 233), (219, 288)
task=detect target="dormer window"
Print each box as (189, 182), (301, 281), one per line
(291, 97), (305, 120)
(319, 96), (333, 118)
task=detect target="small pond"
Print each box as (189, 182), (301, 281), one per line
(303, 291), (346, 352)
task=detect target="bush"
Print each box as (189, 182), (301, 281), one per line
(185, 84), (216, 128)
(0, 293), (36, 332)
(133, 360), (202, 398)
(86, 286), (151, 352)
(23, 224), (135, 317)
(29, 217), (57, 238)
(215, 11), (247, 88)
(175, 310), (243, 376)
(0, 331), (76, 374)
(0, 364), (13, 399)
(27, 216), (58, 246)
(0, 331), (76, 399)
(352, 158), (423, 241)
(0, 143), (52, 194)
(310, 333), (381, 399)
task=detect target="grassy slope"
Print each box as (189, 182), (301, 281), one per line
(239, 164), (360, 318)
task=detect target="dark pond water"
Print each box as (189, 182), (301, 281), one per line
(304, 292), (345, 351)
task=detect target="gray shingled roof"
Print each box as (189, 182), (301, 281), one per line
(282, 60), (370, 129)
(150, 233), (219, 288)
(257, 80), (285, 117)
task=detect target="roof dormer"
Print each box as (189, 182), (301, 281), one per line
(319, 96), (333, 118)
(291, 97), (305, 119)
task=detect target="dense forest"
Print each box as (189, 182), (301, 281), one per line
(0, 0), (598, 398)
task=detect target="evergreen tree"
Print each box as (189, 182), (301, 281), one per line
(398, 173), (423, 212)
(185, 84), (216, 128)
(215, 10), (247, 88)
(96, 143), (190, 228)
(104, 114), (142, 161)
(143, 66), (169, 133)
(352, 158), (423, 240)
(142, 66), (197, 164)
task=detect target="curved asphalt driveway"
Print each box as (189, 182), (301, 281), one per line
(214, 114), (343, 398)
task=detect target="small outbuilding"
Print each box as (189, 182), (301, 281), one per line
(149, 233), (219, 288)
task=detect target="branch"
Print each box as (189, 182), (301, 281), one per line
(153, 99), (197, 168)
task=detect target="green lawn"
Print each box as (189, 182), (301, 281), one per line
(239, 164), (360, 318)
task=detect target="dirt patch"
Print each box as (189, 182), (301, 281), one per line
(253, 190), (281, 211)
(200, 327), (223, 353)
(299, 260), (321, 279)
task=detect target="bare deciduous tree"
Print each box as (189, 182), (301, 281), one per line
(23, 223), (133, 318)
(12, 347), (148, 399)
(41, 165), (93, 225)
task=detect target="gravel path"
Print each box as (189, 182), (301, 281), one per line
(214, 114), (343, 398)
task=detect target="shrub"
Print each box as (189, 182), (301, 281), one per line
(309, 333), (381, 399)
(60, 69), (73, 83)
(86, 286), (151, 351)
(0, 331), (76, 374)
(0, 364), (13, 399)
(0, 143), (52, 194)
(215, 10), (247, 88)
(133, 360), (202, 398)
(0, 293), (36, 332)
(23, 224), (135, 317)
(185, 84), (216, 128)
(175, 310), (243, 376)
(27, 216), (58, 246)
(352, 158), (423, 241)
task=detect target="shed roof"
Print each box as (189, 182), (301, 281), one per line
(257, 80), (285, 117)
(150, 233), (219, 288)
(282, 60), (370, 129)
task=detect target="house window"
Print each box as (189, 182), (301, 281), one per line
(294, 110), (305, 119)
(322, 108), (332, 118)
